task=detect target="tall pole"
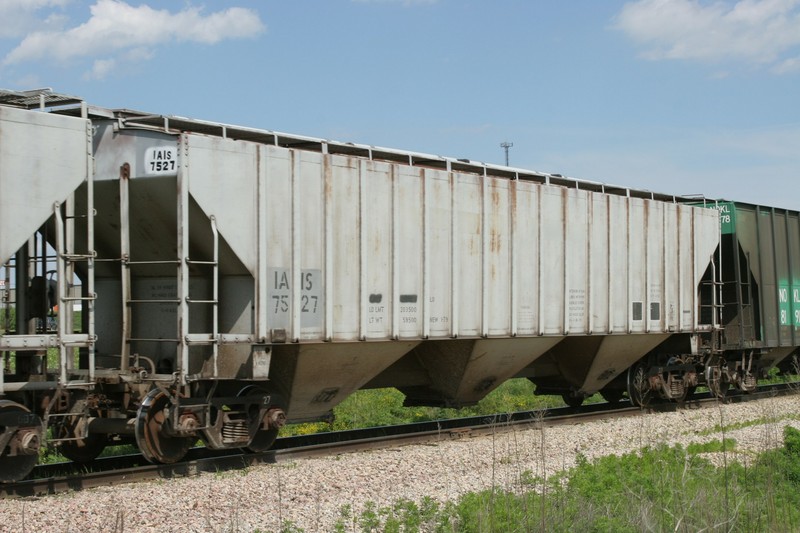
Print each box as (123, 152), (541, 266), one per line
(500, 141), (513, 166)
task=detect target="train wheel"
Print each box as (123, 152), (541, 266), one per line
(135, 389), (194, 464)
(682, 386), (697, 403)
(707, 366), (729, 400)
(0, 400), (43, 483)
(55, 416), (107, 463)
(247, 426), (280, 453)
(627, 362), (652, 408)
(237, 386), (285, 453)
(600, 389), (624, 404)
(561, 393), (584, 408)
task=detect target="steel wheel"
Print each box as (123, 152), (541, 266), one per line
(561, 393), (584, 408)
(684, 386), (697, 401)
(0, 400), (42, 483)
(247, 426), (280, 453)
(135, 389), (194, 464)
(707, 366), (729, 400)
(627, 362), (652, 408)
(237, 386), (283, 453)
(55, 415), (107, 463)
(600, 389), (624, 404)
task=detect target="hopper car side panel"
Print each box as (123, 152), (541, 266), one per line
(181, 134), (720, 345)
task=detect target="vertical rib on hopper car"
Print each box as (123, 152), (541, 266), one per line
(0, 89), (797, 482)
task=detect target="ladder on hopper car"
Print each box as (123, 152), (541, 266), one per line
(716, 241), (757, 349)
(53, 196), (98, 382)
(698, 198), (758, 349)
(43, 126), (99, 445)
(699, 252), (724, 350)
(694, 199), (762, 354)
(117, 163), (222, 387)
(726, 248), (757, 347)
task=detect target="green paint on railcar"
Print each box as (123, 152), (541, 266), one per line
(689, 201), (736, 234)
(778, 282), (800, 326)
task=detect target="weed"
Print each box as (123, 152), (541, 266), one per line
(697, 413), (800, 436)
(687, 437), (737, 454)
(276, 520), (304, 533)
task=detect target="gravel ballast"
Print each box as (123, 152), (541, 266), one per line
(2, 394), (798, 532)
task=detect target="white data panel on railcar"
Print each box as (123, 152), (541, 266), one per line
(267, 268), (324, 331)
(143, 146), (178, 176)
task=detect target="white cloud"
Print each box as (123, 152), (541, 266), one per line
(0, 0), (70, 39)
(772, 55), (800, 73)
(85, 57), (115, 80)
(3, 0), (265, 71)
(614, 0), (800, 73)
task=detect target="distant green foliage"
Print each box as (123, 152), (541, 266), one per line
(0, 305), (14, 333)
(2, 307), (82, 373)
(0, 307), (81, 334)
(763, 364), (800, 384)
(280, 379), (570, 437)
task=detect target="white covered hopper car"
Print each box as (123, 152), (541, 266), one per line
(1, 89), (795, 482)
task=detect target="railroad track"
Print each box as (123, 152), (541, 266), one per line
(2, 382), (796, 499)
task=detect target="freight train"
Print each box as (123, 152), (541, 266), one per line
(1, 89), (798, 482)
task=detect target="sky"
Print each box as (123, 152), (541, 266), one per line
(0, 0), (798, 209)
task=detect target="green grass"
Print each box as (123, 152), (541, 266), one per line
(299, 425), (800, 533)
(696, 413), (800, 437)
(686, 437), (737, 454)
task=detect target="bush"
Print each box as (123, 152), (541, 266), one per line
(784, 425), (800, 456)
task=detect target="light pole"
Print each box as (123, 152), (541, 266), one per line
(500, 141), (513, 166)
